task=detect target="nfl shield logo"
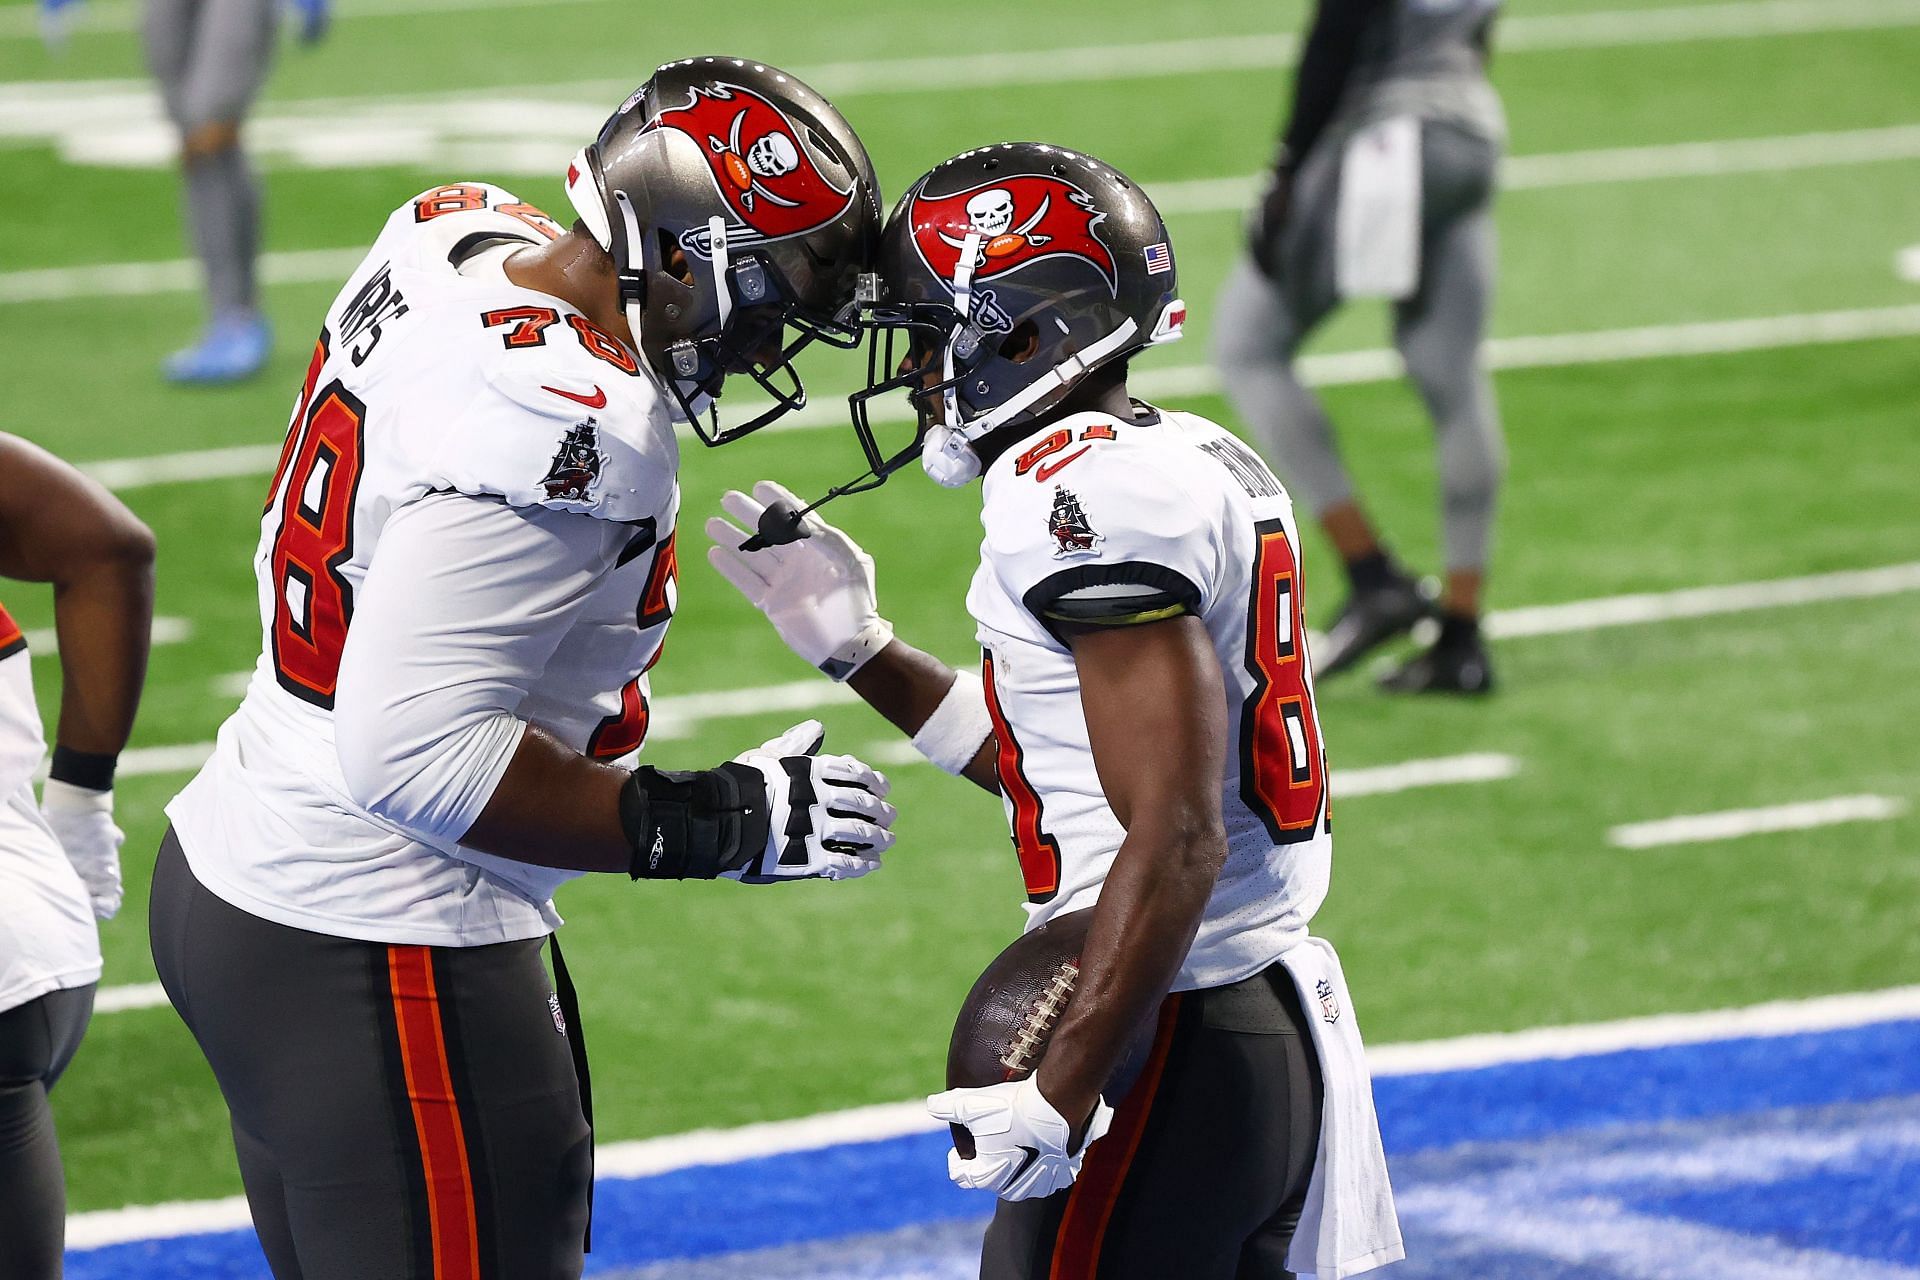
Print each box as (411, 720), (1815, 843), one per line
(1316, 978), (1341, 1026)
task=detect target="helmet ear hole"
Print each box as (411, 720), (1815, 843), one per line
(657, 229), (693, 286)
(999, 320), (1042, 364)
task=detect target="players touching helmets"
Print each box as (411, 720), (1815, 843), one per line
(711, 143), (1402, 1278)
(150, 60), (894, 1280)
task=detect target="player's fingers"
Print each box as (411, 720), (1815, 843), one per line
(819, 853), (880, 882)
(751, 479), (805, 513)
(824, 784), (894, 827)
(719, 488), (768, 529)
(948, 1149), (1016, 1193)
(816, 754), (890, 798)
(821, 816), (894, 854)
(706, 544), (771, 598)
(768, 720), (825, 756)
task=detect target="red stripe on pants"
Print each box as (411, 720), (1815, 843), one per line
(387, 945), (481, 1280)
(1048, 994), (1186, 1279)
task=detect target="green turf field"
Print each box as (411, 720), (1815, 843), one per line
(2, 0), (1917, 1214)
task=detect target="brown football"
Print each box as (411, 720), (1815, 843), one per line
(945, 908), (1159, 1158)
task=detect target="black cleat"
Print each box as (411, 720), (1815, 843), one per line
(1313, 575), (1432, 679)
(1377, 631), (1496, 695)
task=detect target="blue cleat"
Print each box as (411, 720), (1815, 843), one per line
(163, 313), (273, 384)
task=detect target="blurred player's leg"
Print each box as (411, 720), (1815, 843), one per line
(0, 985), (95, 1280)
(142, 0), (277, 383)
(1217, 146), (1432, 680)
(1380, 121), (1504, 695)
(151, 831), (592, 1278)
(979, 970), (1323, 1279)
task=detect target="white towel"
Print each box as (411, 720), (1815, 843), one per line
(1281, 936), (1405, 1279)
(1335, 115), (1423, 302)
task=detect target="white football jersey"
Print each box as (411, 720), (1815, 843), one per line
(966, 407), (1332, 991)
(0, 605), (102, 1015)
(168, 184), (682, 947)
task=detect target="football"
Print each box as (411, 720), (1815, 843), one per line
(945, 908), (1159, 1157)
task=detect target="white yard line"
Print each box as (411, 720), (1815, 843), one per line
(1899, 244), (1920, 284)
(1488, 561), (1920, 639)
(67, 304), (1920, 493)
(93, 981), (168, 1014)
(23, 615), (191, 655)
(1336, 752), (1519, 796)
(1607, 794), (1908, 849)
(1153, 123), (1920, 213)
(66, 979), (1920, 1249)
(0, 0), (608, 39)
(13, 123), (1920, 306)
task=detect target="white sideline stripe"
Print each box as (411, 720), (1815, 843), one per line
(1487, 561), (1920, 639)
(1335, 752), (1518, 797)
(0, 0), (605, 39)
(92, 981), (168, 1013)
(1153, 124), (1920, 214)
(15, 123), (1920, 308)
(67, 304), (1920, 492)
(1607, 794), (1908, 849)
(23, 615), (191, 655)
(66, 981), (1920, 1249)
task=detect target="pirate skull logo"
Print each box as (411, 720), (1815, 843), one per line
(713, 109), (804, 213)
(947, 186), (1053, 263)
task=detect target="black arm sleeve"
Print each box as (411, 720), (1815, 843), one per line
(1278, 0), (1391, 170)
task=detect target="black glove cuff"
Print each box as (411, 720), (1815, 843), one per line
(619, 764), (773, 880)
(49, 747), (117, 792)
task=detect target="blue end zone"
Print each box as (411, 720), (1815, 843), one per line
(73, 1018), (1920, 1279)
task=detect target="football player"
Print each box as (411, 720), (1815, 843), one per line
(149, 60), (895, 1279)
(711, 144), (1401, 1279)
(0, 434), (154, 1280)
(1216, 0), (1507, 693)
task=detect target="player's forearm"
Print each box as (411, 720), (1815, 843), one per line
(1039, 810), (1227, 1130)
(459, 724), (633, 872)
(848, 639), (998, 792)
(51, 546), (156, 757)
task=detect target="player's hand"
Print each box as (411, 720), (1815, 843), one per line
(722, 720), (896, 883)
(1247, 167), (1294, 280)
(40, 780), (124, 920)
(928, 1073), (1115, 1201)
(706, 481), (894, 681)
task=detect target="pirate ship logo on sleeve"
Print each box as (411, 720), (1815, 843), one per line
(1048, 486), (1102, 559)
(644, 82), (856, 257)
(542, 419), (604, 502)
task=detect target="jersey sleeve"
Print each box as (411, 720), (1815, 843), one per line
(332, 491), (627, 851)
(437, 352), (676, 525)
(982, 435), (1229, 638)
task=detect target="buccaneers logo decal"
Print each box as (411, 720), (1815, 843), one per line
(644, 82), (855, 257)
(1048, 486), (1102, 559)
(910, 175), (1116, 331)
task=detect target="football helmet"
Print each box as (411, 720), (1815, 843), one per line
(849, 143), (1185, 487)
(564, 57), (882, 444)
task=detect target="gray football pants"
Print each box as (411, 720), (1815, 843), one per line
(0, 984), (95, 1280)
(1216, 119), (1506, 574)
(142, 0), (277, 316)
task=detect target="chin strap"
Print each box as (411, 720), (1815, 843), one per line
(612, 189), (647, 355)
(923, 233), (987, 487)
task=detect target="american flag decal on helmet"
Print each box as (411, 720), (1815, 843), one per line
(1143, 241), (1173, 275)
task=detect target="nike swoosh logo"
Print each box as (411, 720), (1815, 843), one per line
(1034, 447), (1090, 482)
(542, 383), (607, 409)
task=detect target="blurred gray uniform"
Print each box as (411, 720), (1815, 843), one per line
(142, 0), (278, 318)
(1216, 0), (1506, 573)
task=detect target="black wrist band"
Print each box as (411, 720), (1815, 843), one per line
(48, 747), (116, 792)
(618, 764), (772, 881)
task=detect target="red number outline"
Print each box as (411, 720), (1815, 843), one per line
(481, 305), (560, 349)
(982, 652), (1061, 902)
(1238, 518), (1326, 843)
(269, 382), (368, 708)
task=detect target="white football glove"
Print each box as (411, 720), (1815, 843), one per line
(706, 481), (895, 681)
(927, 1072), (1115, 1202)
(721, 720), (896, 883)
(40, 779), (124, 921)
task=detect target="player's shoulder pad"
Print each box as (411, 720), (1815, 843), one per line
(980, 411), (1229, 630)
(383, 182), (569, 268)
(446, 342), (677, 522)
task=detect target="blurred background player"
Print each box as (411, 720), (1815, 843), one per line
(0, 434), (154, 1280)
(713, 144), (1399, 1279)
(147, 61), (894, 1278)
(1215, 0), (1506, 694)
(134, 0), (328, 383)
